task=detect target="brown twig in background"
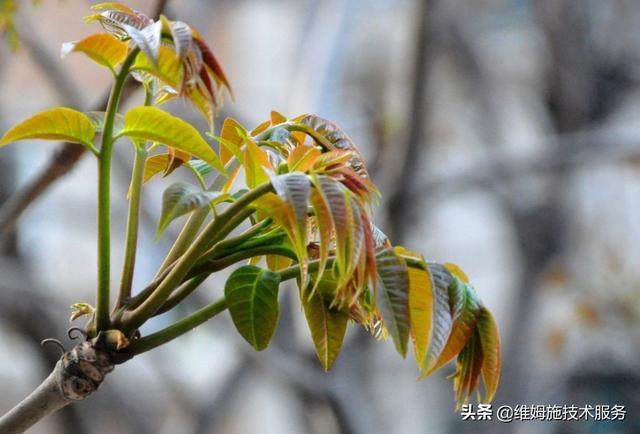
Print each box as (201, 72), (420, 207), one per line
(385, 0), (437, 243)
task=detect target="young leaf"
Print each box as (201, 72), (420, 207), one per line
(453, 328), (484, 409)
(85, 111), (125, 134)
(0, 107), (96, 150)
(192, 32), (232, 93)
(85, 4), (153, 39)
(270, 110), (287, 124)
(376, 248), (411, 357)
(157, 182), (222, 236)
(424, 276), (481, 375)
(61, 33), (129, 72)
(407, 265), (433, 367)
(219, 117), (246, 164)
(302, 287), (349, 371)
(477, 306), (501, 402)
(132, 45), (183, 88)
(124, 20), (162, 65)
(143, 153), (171, 182)
(225, 265), (281, 351)
(271, 173), (311, 289)
(314, 176), (350, 281)
(421, 263), (454, 375)
(288, 144), (321, 173)
(120, 107), (224, 173)
(168, 19), (192, 60)
(309, 189), (334, 296)
(243, 138), (271, 188)
(298, 114), (369, 177)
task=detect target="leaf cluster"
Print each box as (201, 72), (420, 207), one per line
(0, 2), (501, 409)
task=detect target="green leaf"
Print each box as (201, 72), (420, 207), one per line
(477, 306), (501, 402)
(187, 159), (214, 180)
(61, 33), (129, 72)
(119, 107), (225, 173)
(376, 247), (411, 357)
(157, 182), (222, 236)
(0, 107), (96, 150)
(421, 263), (454, 374)
(225, 265), (281, 351)
(302, 287), (349, 370)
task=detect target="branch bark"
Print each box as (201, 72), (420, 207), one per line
(0, 339), (119, 434)
(0, 361), (71, 434)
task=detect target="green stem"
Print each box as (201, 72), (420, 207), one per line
(155, 158), (241, 277)
(122, 182), (274, 332)
(116, 145), (147, 309)
(130, 256), (339, 354)
(278, 257), (335, 281)
(154, 274), (208, 316)
(204, 218), (272, 256)
(95, 47), (140, 332)
(188, 245), (296, 278)
(128, 297), (227, 354)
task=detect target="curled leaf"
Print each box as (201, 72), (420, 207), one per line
(157, 182), (223, 237)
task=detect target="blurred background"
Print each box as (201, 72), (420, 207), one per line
(1, 0), (640, 433)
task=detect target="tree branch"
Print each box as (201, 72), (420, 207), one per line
(0, 361), (71, 434)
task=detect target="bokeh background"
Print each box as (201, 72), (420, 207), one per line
(1, 0), (640, 433)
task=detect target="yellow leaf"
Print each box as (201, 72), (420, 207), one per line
(302, 289), (349, 371)
(219, 117), (246, 164)
(166, 147), (191, 175)
(477, 307), (501, 402)
(132, 45), (183, 88)
(251, 120), (270, 136)
(61, 33), (129, 72)
(444, 262), (469, 283)
(288, 144), (321, 172)
(270, 110), (287, 124)
(244, 139), (271, 188)
(0, 107), (95, 149)
(408, 266), (433, 368)
(120, 107), (224, 173)
(143, 153), (170, 182)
